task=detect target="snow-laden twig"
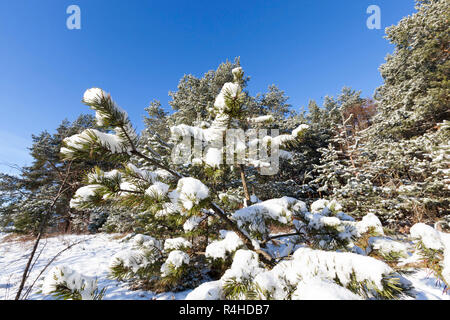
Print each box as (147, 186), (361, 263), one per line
(22, 238), (89, 300)
(14, 161), (73, 300)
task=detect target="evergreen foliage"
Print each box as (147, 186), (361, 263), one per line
(0, 115), (113, 233)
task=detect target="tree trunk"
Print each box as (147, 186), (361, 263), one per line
(210, 203), (275, 267)
(131, 145), (275, 267)
(239, 164), (251, 202)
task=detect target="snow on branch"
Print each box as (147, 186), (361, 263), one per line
(169, 177), (210, 212)
(42, 265), (105, 300)
(61, 88), (138, 161)
(232, 197), (307, 240)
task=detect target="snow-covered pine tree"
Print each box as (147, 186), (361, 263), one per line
(311, 0), (449, 229)
(60, 76), (293, 288)
(0, 115), (114, 234)
(168, 58), (246, 126)
(60, 66), (416, 299)
(0, 173), (25, 230)
(375, 0), (449, 140)
(170, 66), (309, 205)
(311, 88), (377, 212)
(360, 0), (450, 226)
(161, 58), (303, 205)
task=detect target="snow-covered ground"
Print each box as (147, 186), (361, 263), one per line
(0, 233), (191, 300)
(0, 232), (448, 300)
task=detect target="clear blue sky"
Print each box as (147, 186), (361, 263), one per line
(0, 0), (415, 174)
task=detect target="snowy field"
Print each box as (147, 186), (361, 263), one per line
(0, 233), (191, 300)
(0, 232), (448, 300)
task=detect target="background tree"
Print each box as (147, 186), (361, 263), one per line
(312, 0), (449, 229)
(374, 0), (449, 139)
(0, 114), (113, 234)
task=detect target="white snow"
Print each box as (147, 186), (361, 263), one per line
(160, 250), (190, 277)
(171, 177), (210, 211)
(310, 199), (331, 215)
(250, 115), (274, 123)
(232, 197), (307, 237)
(231, 67), (242, 77)
(292, 278), (362, 300)
(310, 199), (342, 215)
(163, 237), (192, 251)
(110, 249), (149, 273)
(204, 147), (223, 168)
(221, 250), (264, 284)
(109, 234), (163, 274)
(127, 164), (159, 183)
(83, 88), (106, 104)
(252, 246), (399, 300)
(410, 223), (450, 286)
(61, 129), (131, 155)
(0, 233), (190, 300)
(291, 247), (394, 291)
(205, 231), (244, 260)
(69, 185), (102, 209)
(308, 215), (342, 230)
(42, 265), (99, 300)
(270, 134), (293, 147)
(279, 150), (294, 160)
(214, 82), (240, 112)
(170, 124), (206, 142)
(356, 212), (384, 236)
(261, 123), (308, 149)
(183, 215), (206, 232)
(145, 181), (170, 198)
(1, 232), (448, 300)
(368, 237), (409, 257)
(63, 87), (138, 156)
(132, 234), (162, 250)
(291, 124), (309, 138)
(82, 88), (132, 131)
(404, 269), (450, 300)
(118, 180), (139, 194)
(155, 202), (179, 217)
(185, 280), (222, 300)
(410, 223), (445, 251)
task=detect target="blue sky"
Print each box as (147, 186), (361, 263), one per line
(0, 0), (415, 174)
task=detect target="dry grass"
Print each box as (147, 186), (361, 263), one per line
(411, 203), (438, 226)
(269, 223), (293, 235)
(0, 231), (91, 243)
(110, 233), (131, 240)
(1, 233), (36, 243)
